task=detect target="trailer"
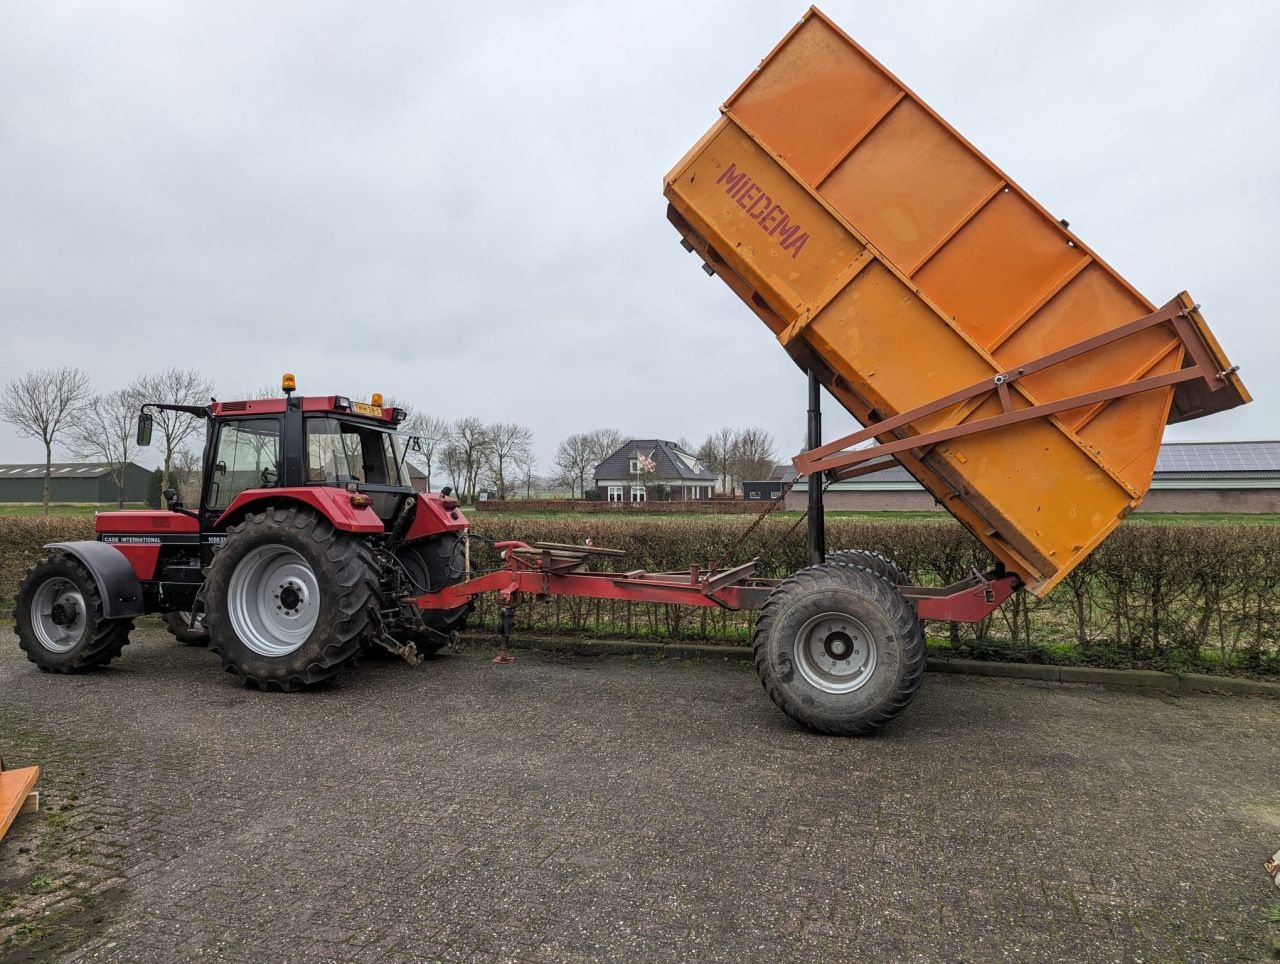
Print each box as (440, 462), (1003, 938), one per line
(12, 7), (1248, 736)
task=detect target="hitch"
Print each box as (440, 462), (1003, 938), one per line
(375, 635), (423, 665)
(492, 605), (516, 664)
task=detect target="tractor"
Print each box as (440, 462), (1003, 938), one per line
(13, 375), (472, 690)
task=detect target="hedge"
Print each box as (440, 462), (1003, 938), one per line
(3, 515), (1278, 672)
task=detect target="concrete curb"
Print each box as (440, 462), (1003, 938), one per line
(461, 634), (1280, 697)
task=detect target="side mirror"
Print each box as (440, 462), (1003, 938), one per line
(136, 412), (154, 447)
(410, 436), (423, 452)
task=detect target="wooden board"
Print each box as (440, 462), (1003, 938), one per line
(0, 765), (40, 841)
(529, 541), (627, 557)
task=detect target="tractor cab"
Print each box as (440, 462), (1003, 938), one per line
(135, 375), (416, 532)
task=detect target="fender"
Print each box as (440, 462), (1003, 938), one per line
(214, 486), (384, 533)
(45, 541), (144, 619)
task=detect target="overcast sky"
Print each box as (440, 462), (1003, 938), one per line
(1, 0), (1276, 475)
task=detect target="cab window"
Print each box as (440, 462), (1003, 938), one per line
(207, 418), (281, 509)
(306, 417), (403, 486)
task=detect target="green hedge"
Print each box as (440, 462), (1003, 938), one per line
(4, 515), (1277, 674)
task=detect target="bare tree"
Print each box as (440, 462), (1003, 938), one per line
(69, 383), (147, 507)
(553, 433), (594, 498)
(138, 368), (213, 490)
(728, 427), (777, 491)
(0, 367), (93, 514)
(486, 422), (533, 500)
(401, 412), (449, 492)
(448, 417), (492, 501)
(697, 426), (737, 495)
(514, 448), (537, 499)
(172, 447), (203, 505)
(584, 428), (625, 468)
(441, 442), (465, 495)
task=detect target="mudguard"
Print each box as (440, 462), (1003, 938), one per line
(45, 541), (144, 619)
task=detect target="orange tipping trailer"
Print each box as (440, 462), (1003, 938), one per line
(665, 6), (1249, 598)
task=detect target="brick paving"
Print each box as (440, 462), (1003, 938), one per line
(1, 628), (1279, 962)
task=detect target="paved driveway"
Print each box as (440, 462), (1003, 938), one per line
(1, 629), (1278, 962)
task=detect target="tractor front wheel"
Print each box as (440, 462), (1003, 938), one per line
(13, 554), (134, 673)
(751, 562), (925, 736)
(204, 506), (379, 691)
(163, 611), (209, 646)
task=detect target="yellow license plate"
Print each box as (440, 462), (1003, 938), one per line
(351, 401), (383, 416)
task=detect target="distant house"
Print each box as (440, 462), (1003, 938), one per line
(0, 462), (152, 504)
(405, 463), (428, 493)
(743, 463), (792, 501)
(593, 440), (717, 502)
(784, 441), (1280, 514)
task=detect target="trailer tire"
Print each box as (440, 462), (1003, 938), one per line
(205, 506), (378, 691)
(163, 611), (209, 647)
(752, 562), (925, 735)
(827, 549), (907, 587)
(13, 553), (134, 673)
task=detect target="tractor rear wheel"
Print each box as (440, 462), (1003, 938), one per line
(385, 533), (471, 657)
(751, 562), (925, 736)
(204, 505), (378, 691)
(13, 554), (134, 673)
(827, 548), (907, 586)
(163, 611), (209, 647)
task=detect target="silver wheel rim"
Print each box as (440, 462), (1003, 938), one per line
(794, 611), (877, 694)
(30, 577), (87, 653)
(227, 545), (319, 658)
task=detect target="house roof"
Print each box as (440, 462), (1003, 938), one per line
(594, 440), (717, 483)
(785, 441), (1280, 490)
(0, 462), (133, 479)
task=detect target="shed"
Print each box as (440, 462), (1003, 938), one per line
(0, 462), (153, 505)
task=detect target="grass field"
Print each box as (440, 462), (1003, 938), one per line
(3, 501), (1274, 526)
(0, 503), (146, 517)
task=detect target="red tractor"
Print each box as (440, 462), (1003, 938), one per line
(13, 376), (473, 690)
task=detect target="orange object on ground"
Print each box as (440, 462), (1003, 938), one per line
(664, 6), (1249, 596)
(0, 764), (39, 841)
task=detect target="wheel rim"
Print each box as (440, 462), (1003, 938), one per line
(793, 611), (877, 694)
(227, 545), (319, 658)
(30, 577), (87, 653)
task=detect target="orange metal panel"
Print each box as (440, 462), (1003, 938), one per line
(728, 16), (900, 185)
(916, 189), (1090, 351)
(817, 97), (1003, 271)
(665, 6), (1248, 596)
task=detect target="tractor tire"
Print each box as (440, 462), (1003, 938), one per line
(204, 505), (378, 691)
(381, 533), (471, 657)
(751, 562), (925, 736)
(163, 611), (209, 647)
(13, 553), (134, 674)
(827, 548), (907, 586)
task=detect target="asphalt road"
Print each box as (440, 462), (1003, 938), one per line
(1, 628), (1278, 962)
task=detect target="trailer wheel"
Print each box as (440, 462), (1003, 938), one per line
(13, 554), (134, 673)
(827, 549), (907, 586)
(752, 563), (925, 735)
(162, 611), (209, 647)
(205, 506), (378, 691)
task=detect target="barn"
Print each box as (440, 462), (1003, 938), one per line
(783, 441), (1280, 514)
(0, 462), (153, 505)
